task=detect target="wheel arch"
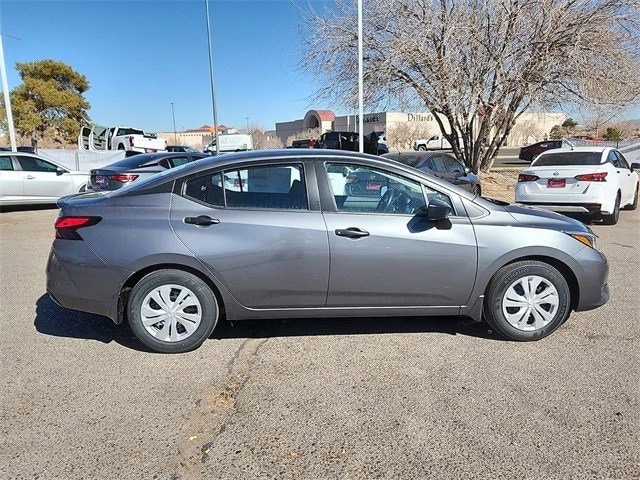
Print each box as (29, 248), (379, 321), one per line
(485, 255), (580, 312)
(116, 263), (226, 325)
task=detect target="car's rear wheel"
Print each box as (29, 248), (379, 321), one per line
(601, 192), (620, 225)
(128, 269), (218, 353)
(483, 261), (571, 341)
(623, 184), (638, 211)
(417, 145), (427, 151)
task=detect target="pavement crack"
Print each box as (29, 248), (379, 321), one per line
(173, 335), (270, 478)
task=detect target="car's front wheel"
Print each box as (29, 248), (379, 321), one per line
(128, 269), (219, 353)
(483, 261), (571, 341)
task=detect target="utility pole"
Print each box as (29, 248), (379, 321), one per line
(171, 102), (177, 144)
(0, 33), (17, 151)
(357, 0), (364, 153)
(205, 0), (220, 154)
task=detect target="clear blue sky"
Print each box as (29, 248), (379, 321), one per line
(0, 0), (329, 132)
(1, 0), (638, 134)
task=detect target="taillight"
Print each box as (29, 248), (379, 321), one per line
(518, 174), (539, 182)
(109, 174), (139, 183)
(129, 135), (135, 147)
(55, 216), (101, 240)
(574, 172), (607, 182)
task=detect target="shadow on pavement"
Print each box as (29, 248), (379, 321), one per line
(35, 294), (501, 352)
(34, 294), (150, 352)
(1, 204), (59, 213)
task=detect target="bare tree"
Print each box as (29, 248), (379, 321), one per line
(385, 123), (433, 150)
(249, 124), (284, 150)
(285, 128), (321, 147)
(301, 0), (640, 172)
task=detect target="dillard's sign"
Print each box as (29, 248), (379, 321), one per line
(407, 113), (434, 122)
(354, 115), (381, 124)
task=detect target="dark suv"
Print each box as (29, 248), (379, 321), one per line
(519, 140), (563, 162)
(318, 131), (388, 155)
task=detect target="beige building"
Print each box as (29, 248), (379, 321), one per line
(156, 124), (231, 150)
(276, 109), (565, 147)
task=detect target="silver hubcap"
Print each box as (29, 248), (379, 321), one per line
(141, 284), (202, 342)
(501, 275), (559, 331)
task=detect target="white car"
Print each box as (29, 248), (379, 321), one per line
(515, 147), (639, 225)
(0, 152), (89, 206)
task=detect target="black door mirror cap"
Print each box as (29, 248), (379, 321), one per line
(417, 199), (451, 221)
(631, 162), (640, 171)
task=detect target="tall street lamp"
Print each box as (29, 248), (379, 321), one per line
(170, 102), (177, 144)
(0, 33), (18, 151)
(205, 0), (220, 154)
(357, 0), (364, 153)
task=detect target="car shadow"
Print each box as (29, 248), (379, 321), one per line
(0, 204), (58, 213)
(34, 294), (502, 352)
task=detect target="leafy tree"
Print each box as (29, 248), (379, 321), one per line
(549, 125), (564, 140)
(603, 126), (623, 141)
(0, 60), (91, 145)
(302, 0), (640, 172)
(561, 118), (577, 134)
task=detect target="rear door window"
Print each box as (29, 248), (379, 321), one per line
(443, 155), (465, 173)
(430, 156), (447, 172)
(16, 156), (58, 172)
(0, 155), (13, 170)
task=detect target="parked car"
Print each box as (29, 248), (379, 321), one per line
(0, 152), (88, 206)
(87, 151), (208, 191)
(384, 151), (481, 195)
(290, 139), (318, 148)
(47, 150), (609, 353)
(318, 131), (388, 155)
(518, 140), (563, 162)
(515, 147), (639, 225)
(166, 145), (200, 153)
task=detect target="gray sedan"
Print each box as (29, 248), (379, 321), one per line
(47, 150), (609, 353)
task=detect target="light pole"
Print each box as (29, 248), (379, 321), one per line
(205, 0), (220, 154)
(246, 117), (249, 133)
(0, 33), (18, 151)
(357, 0), (364, 153)
(170, 102), (177, 144)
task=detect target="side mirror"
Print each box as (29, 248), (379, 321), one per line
(631, 163), (640, 171)
(418, 198), (451, 221)
(465, 167), (471, 174)
(56, 167), (67, 176)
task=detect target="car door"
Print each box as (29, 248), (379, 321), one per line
(15, 155), (74, 201)
(170, 161), (330, 309)
(0, 155), (24, 202)
(319, 161), (478, 309)
(614, 151), (637, 204)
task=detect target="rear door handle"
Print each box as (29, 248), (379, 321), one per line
(335, 227), (370, 239)
(25, 175), (35, 180)
(184, 215), (220, 226)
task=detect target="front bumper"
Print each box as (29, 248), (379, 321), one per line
(572, 245), (610, 311)
(46, 240), (133, 322)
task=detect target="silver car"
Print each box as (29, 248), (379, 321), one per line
(46, 150), (609, 353)
(0, 152), (88, 206)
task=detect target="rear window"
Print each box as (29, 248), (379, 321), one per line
(384, 153), (424, 167)
(533, 151), (603, 166)
(108, 154), (160, 169)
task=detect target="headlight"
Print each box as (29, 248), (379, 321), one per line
(565, 231), (597, 249)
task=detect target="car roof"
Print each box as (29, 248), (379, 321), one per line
(115, 148), (476, 200)
(538, 146), (611, 155)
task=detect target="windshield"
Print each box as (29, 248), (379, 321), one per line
(384, 153), (425, 167)
(533, 151), (603, 166)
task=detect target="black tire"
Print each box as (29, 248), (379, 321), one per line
(623, 183), (638, 211)
(128, 269), (218, 353)
(483, 261), (571, 341)
(471, 184), (481, 196)
(417, 145), (427, 151)
(601, 192), (620, 225)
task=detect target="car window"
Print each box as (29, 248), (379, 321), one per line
(16, 156), (58, 172)
(443, 156), (465, 173)
(0, 156), (13, 170)
(533, 152), (603, 166)
(614, 151), (629, 169)
(223, 164), (307, 210)
(607, 151), (620, 167)
(168, 156), (190, 168)
(430, 156), (447, 172)
(325, 162), (426, 215)
(184, 173), (225, 207)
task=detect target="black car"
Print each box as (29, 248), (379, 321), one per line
(87, 152), (208, 191)
(518, 140), (563, 162)
(166, 145), (200, 153)
(318, 131), (388, 155)
(383, 151), (481, 195)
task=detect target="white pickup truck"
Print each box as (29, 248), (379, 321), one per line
(413, 134), (452, 151)
(78, 125), (166, 154)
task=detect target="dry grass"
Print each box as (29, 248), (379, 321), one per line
(480, 168), (524, 203)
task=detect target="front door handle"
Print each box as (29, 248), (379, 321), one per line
(184, 215), (220, 226)
(335, 227), (370, 239)
(25, 175), (35, 180)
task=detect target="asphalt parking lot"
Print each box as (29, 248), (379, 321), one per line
(1, 206), (638, 479)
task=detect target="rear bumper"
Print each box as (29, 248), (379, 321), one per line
(518, 202), (602, 215)
(46, 240), (133, 322)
